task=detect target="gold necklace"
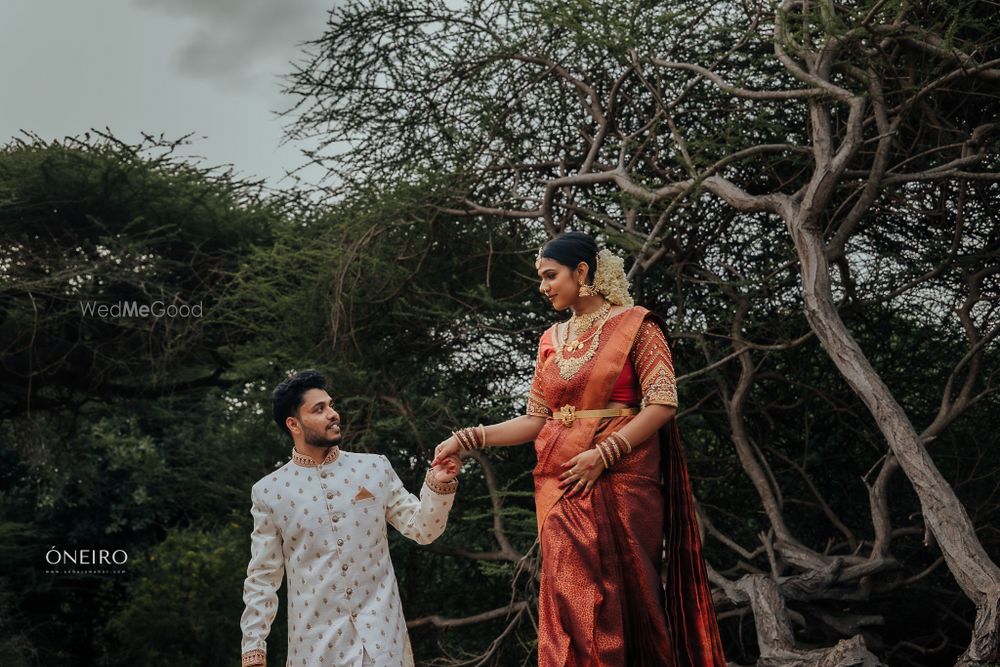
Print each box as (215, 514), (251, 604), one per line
(568, 302), (610, 335)
(556, 310), (612, 380)
(562, 318), (603, 353)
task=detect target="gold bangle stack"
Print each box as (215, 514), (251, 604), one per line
(596, 431), (633, 468)
(453, 424), (487, 452)
(596, 444), (611, 468)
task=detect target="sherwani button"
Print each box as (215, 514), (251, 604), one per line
(320, 472), (328, 478)
(346, 587), (353, 595)
(341, 564), (349, 571)
(351, 612), (357, 619)
(327, 492), (334, 499)
(337, 539), (344, 546)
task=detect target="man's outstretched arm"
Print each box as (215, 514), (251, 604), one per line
(384, 455), (458, 545)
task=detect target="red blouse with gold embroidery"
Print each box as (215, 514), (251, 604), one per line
(525, 313), (677, 415)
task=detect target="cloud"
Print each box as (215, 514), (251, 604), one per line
(134, 0), (331, 95)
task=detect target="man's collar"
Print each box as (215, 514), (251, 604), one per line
(291, 446), (340, 467)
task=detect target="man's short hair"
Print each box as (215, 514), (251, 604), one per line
(271, 370), (327, 439)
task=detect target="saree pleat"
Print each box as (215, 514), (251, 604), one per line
(532, 308), (726, 667)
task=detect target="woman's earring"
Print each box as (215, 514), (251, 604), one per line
(578, 282), (597, 297)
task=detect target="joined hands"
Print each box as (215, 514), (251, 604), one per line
(430, 435), (462, 470)
(430, 451), (461, 483)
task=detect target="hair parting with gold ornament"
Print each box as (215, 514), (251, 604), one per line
(536, 231), (634, 308)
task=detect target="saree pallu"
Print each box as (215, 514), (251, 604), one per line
(532, 307), (726, 667)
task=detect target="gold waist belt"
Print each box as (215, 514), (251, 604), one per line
(549, 405), (638, 427)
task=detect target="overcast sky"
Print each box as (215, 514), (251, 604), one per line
(0, 0), (334, 188)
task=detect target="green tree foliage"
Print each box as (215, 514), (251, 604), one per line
(0, 134), (287, 665)
(105, 526), (254, 667)
(1, 134), (550, 664)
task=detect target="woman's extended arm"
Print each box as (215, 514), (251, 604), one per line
(482, 415), (547, 446)
(431, 414), (546, 466)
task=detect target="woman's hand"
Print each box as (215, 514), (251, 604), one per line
(431, 454), (461, 482)
(431, 436), (462, 468)
(558, 448), (606, 497)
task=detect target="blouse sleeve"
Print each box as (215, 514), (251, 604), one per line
(525, 331), (553, 417)
(630, 319), (678, 408)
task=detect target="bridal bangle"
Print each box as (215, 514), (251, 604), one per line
(597, 431), (633, 468)
(454, 424), (487, 452)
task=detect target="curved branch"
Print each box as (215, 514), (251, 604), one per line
(650, 59), (828, 99)
(407, 600), (529, 630)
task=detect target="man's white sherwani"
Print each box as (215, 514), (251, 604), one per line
(240, 447), (457, 666)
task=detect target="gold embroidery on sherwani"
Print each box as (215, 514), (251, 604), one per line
(424, 468), (458, 495)
(290, 446), (340, 467)
(241, 647), (266, 666)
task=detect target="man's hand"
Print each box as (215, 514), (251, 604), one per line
(431, 454), (461, 483)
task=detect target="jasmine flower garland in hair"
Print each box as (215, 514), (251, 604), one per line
(592, 249), (634, 307)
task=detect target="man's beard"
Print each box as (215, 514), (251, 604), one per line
(303, 424), (342, 448)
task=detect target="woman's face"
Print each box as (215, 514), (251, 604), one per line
(537, 257), (585, 311)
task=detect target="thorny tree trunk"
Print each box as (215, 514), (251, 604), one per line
(685, 1), (1000, 659)
(735, 574), (883, 666)
(787, 211), (1000, 665)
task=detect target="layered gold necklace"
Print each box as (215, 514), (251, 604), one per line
(568, 302), (610, 334)
(557, 304), (613, 380)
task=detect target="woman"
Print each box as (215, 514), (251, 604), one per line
(431, 231), (726, 666)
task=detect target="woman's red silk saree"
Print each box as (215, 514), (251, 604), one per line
(528, 306), (726, 667)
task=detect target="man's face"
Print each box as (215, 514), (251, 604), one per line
(288, 388), (342, 448)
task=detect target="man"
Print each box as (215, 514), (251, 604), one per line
(240, 370), (460, 667)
